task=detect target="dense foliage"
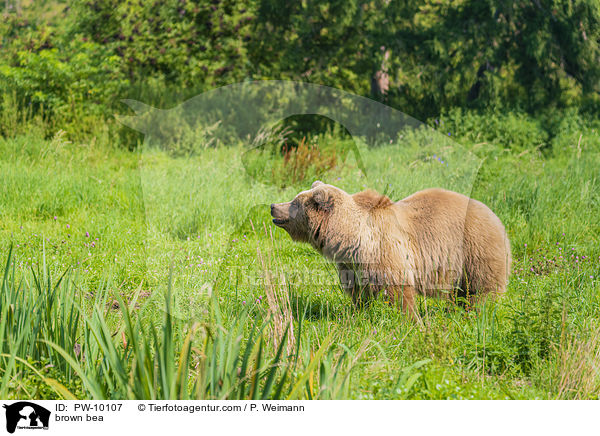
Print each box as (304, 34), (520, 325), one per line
(1, 0), (599, 135)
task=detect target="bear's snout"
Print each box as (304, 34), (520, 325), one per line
(271, 202), (292, 227)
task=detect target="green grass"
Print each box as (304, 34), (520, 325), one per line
(1, 116), (600, 399)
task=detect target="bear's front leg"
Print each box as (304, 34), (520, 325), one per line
(390, 285), (420, 322)
(337, 263), (373, 307)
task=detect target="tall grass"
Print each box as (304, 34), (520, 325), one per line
(0, 247), (357, 399)
(1, 245), (84, 398)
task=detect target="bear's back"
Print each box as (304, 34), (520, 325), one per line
(396, 188), (470, 232)
(393, 188), (510, 295)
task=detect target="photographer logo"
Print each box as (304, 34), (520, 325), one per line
(2, 402), (50, 434)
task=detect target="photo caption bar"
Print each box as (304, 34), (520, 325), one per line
(1, 400), (597, 435)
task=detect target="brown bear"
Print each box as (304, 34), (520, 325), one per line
(271, 181), (511, 320)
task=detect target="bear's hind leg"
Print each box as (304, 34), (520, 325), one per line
(464, 273), (507, 310)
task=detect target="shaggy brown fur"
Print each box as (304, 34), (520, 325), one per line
(271, 181), (511, 320)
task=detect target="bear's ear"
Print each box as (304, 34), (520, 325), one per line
(313, 186), (333, 211)
(311, 180), (324, 189)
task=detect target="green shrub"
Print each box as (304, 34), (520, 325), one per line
(435, 108), (549, 152)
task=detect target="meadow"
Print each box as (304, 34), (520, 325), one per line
(1, 111), (600, 400)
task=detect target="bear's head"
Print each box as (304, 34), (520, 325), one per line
(271, 181), (394, 261)
(270, 181), (346, 246)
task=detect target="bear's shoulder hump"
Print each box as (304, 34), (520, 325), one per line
(352, 189), (393, 210)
